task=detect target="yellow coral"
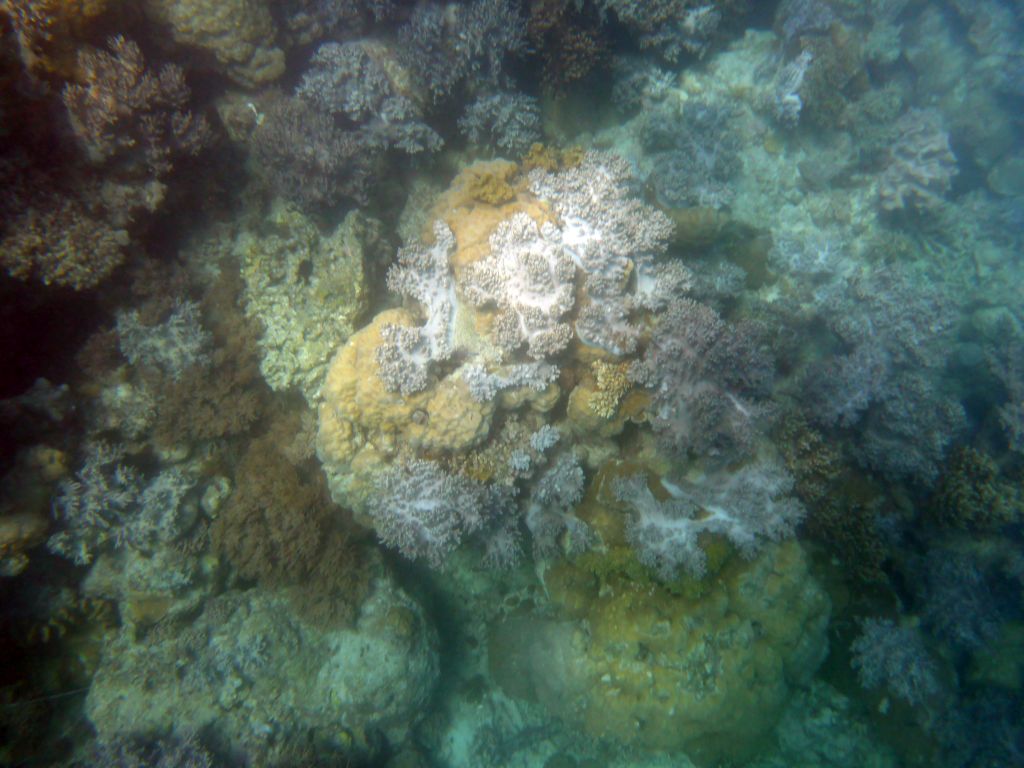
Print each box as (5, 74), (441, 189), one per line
(588, 360), (631, 419)
(317, 309), (494, 512)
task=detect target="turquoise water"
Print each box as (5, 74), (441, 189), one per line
(0, 1), (1022, 766)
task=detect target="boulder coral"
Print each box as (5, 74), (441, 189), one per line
(141, 0), (285, 88)
(490, 539), (830, 765)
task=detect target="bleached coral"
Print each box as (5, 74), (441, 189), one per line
(461, 213), (576, 359)
(614, 459), (805, 580)
(376, 221), (459, 395)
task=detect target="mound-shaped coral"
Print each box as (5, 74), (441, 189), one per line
(86, 563), (438, 760)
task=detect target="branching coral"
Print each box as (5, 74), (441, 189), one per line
(630, 298), (771, 461)
(116, 300), (212, 381)
(398, 0), (528, 102)
(595, 0), (745, 62)
(250, 94), (375, 209)
(367, 458), (492, 568)
(297, 40), (442, 156)
(63, 36), (210, 178)
(459, 92), (542, 157)
(613, 459), (805, 580)
(460, 212), (576, 359)
(851, 617), (940, 707)
(376, 221), (459, 395)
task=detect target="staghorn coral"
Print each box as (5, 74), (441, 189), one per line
(63, 37), (211, 179)
(141, 0), (284, 88)
(879, 108), (958, 212)
(613, 459), (805, 580)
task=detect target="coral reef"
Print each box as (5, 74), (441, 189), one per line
(141, 0), (284, 88)
(850, 617), (940, 708)
(878, 108), (958, 212)
(116, 300), (212, 382)
(63, 36), (211, 179)
(86, 571), (438, 761)
(492, 539), (829, 763)
(237, 202), (375, 402)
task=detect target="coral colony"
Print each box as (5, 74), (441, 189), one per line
(1, 1), (1023, 767)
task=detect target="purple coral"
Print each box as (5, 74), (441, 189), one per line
(461, 213), (576, 359)
(376, 221), (458, 395)
(251, 95), (374, 209)
(851, 617), (940, 707)
(368, 458), (489, 567)
(525, 453), (593, 558)
(614, 458), (805, 580)
(630, 298), (772, 461)
(459, 92), (542, 156)
(879, 108), (958, 212)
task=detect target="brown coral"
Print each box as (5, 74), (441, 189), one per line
(212, 416), (371, 626)
(63, 36), (211, 178)
(0, 0), (113, 79)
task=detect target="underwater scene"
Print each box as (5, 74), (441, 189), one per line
(1, 0), (1023, 766)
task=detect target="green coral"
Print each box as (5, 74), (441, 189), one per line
(238, 201), (382, 403)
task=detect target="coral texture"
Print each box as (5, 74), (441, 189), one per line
(141, 0), (284, 87)
(614, 459), (805, 580)
(878, 108), (958, 211)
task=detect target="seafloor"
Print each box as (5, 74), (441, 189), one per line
(1, 1), (1022, 767)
